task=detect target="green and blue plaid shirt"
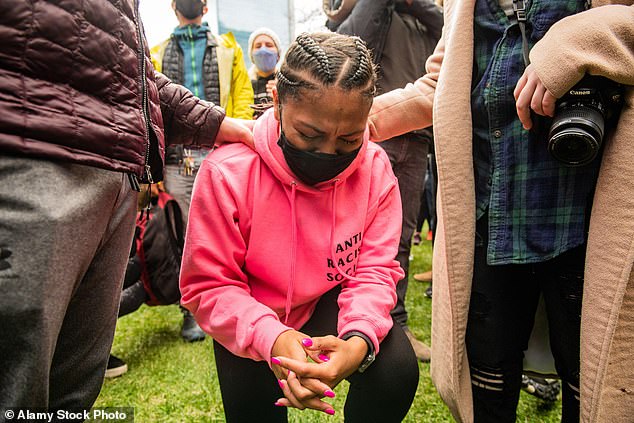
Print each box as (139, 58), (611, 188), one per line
(471, 0), (600, 265)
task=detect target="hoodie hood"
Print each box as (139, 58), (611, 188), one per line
(254, 108), (370, 192)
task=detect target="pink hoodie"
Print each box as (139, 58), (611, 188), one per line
(180, 109), (404, 364)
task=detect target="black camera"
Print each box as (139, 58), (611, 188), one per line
(548, 76), (623, 167)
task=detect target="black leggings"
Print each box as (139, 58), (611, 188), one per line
(213, 288), (419, 422)
(467, 215), (584, 423)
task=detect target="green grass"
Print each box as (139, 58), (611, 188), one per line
(95, 234), (562, 422)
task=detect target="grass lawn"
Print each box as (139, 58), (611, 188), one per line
(95, 235), (562, 422)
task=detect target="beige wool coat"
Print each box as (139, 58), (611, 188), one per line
(368, 2), (634, 421)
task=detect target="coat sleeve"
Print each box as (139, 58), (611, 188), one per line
(179, 160), (291, 363)
(530, 4), (634, 98)
(155, 71), (226, 147)
(337, 158), (405, 355)
(330, 0), (394, 62)
(228, 42), (255, 119)
(398, 0), (444, 41)
(368, 36), (444, 141)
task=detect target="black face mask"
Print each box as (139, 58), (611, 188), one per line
(277, 130), (361, 186)
(175, 0), (205, 20)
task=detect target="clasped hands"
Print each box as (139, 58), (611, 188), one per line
(269, 330), (368, 416)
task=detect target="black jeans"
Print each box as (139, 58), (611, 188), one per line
(378, 134), (430, 328)
(213, 288), (419, 422)
(467, 214), (584, 423)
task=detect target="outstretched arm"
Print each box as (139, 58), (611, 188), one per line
(155, 71), (254, 147)
(368, 37), (444, 141)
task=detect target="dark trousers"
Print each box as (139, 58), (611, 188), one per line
(213, 288), (419, 423)
(416, 145), (437, 242)
(467, 214), (584, 423)
(0, 157), (136, 413)
(378, 134), (430, 327)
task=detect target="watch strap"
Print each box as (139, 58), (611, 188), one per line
(341, 331), (375, 373)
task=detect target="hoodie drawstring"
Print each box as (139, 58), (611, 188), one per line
(284, 182), (298, 324)
(284, 179), (366, 325)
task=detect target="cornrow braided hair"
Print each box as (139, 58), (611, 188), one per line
(275, 70), (301, 87)
(296, 33), (332, 83)
(346, 37), (373, 88)
(276, 32), (377, 103)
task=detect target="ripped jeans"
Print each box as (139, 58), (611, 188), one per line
(466, 213), (584, 423)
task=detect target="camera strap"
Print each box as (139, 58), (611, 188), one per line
(513, 0), (592, 68)
(512, 0), (530, 67)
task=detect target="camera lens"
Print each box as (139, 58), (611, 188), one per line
(548, 105), (604, 167)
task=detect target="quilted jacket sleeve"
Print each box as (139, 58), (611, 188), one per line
(155, 71), (226, 147)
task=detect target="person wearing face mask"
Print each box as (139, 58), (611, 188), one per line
(248, 28), (282, 118)
(149, 0), (254, 344)
(180, 32), (419, 421)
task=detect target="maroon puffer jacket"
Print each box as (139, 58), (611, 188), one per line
(0, 0), (225, 183)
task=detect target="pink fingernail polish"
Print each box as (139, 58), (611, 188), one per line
(324, 408), (336, 416)
(278, 379), (284, 390)
(301, 338), (313, 347)
(318, 354), (330, 362)
(271, 357), (282, 365)
(324, 389), (335, 398)
(274, 401), (284, 407)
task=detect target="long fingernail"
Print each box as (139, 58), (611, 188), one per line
(271, 357), (281, 365)
(324, 389), (335, 398)
(274, 401), (285, 407)
(324, 408), (336, 416)
(318, 354), (330, 362)
(301, 338), (313, 347)
(278, 379), (284, 390)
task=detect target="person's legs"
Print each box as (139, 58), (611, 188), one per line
(118, 280), (149, 318)
(539, 244), (586, 423)
(164, 162), (207, 342)
(0, 156), (135, 409)
(379, 136), (429, 328)
(212, 289), (344, 422)
(214, 341), (288, 423)
(304, 288), (418, 422)
(466, 216), (541, 423)
(213, 287), (418, 422)
(379, 135), (430, 360)
(344, 324), (419, 423)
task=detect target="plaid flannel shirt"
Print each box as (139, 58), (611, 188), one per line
(471, 0), (601, 265)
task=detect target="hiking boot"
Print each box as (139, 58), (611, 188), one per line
(424, 285), (433, 299)
(413, 270), (432, 282)
(413, 232), (422, 245)
(105, 354), (128, 378)
(403, 327), (431, 362)
(521, 375), (561, 402)
(181, 307), (206, 342)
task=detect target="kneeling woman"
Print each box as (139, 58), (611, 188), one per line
(180, 32), (418, 422)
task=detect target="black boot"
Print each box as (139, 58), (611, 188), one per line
(180, 306), (206, 342)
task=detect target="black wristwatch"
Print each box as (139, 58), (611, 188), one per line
(341, 331), (375, 373)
